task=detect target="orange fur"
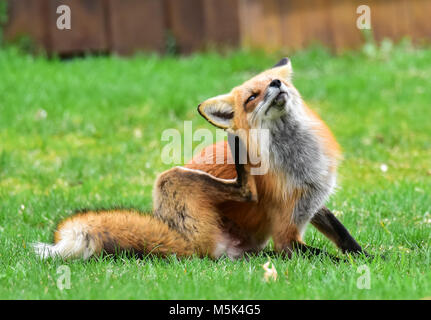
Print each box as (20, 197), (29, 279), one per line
(37, 58), (342, 261)
(186, 141), (303, 250)
(55, 210), (194, 257)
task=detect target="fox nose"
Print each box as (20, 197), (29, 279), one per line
(269, 79), (281, 88)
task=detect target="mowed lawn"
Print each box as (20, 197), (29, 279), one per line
(0, 43), (430, 299)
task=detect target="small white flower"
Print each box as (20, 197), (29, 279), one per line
(262, 261), (278, 282)
(35, 109), (47, 120)
(380, 164), (388, 172)
(332, 210), (344, 217)
(134, 128), (142, 138)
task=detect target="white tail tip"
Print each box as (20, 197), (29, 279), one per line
(32, 242), (61, 259)
(32, 223), (98, 260)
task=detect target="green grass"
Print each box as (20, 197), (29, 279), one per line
(0, 42), (430, 299)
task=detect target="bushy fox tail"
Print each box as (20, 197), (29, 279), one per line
(33, 210), (194, 260)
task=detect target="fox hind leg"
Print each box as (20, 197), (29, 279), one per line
(152, 134), (257, 257)
(311, 206), (369, 256)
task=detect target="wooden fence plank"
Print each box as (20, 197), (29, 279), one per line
(301, 0), (333, 48)
(203, 0), (240, 48)
(328, 0), (363, 51)
(392, 0), (413, 41)
(165, 0), (205, 54)
(238, 0), (266, 48)
(409, 0), (431, 42)
(4, 0), (49, 50)
(262, 0), (283, 50)
(280, 0), (306, 50)
(107, 0), (165, 55)
(371, 0), (398, 42)
(48, 0), (108, 54)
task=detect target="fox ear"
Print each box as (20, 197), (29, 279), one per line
(198, 94), (235, 129)
(272, 57), (293, 82)
(273, 57), (290, 68)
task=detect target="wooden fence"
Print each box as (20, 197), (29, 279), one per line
(3, 0), (431, 55)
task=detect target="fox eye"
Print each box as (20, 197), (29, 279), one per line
(245, 93), (259, 104)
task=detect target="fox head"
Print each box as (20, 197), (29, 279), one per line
(198, 58), (340, 182)
(198, 57), (302, 134)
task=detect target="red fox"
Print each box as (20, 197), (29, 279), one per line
(34, 58), (365, 260)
